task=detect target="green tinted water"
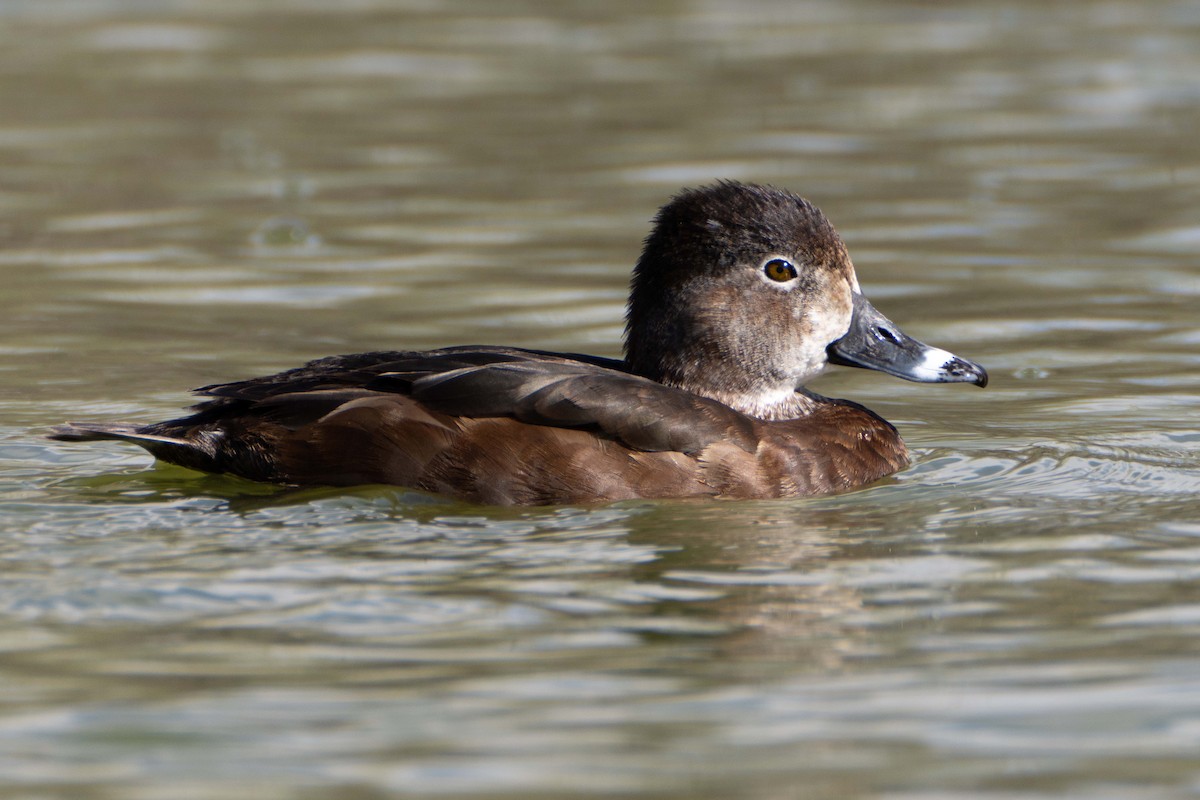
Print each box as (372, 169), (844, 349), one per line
(3, 2), (1200, 797)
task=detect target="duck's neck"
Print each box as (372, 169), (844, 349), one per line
(625, 358), (825, 420)
(692, 385), (824, 421)
(623, 316), (829, 420)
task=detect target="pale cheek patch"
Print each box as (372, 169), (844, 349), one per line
(806, 290), (853, 344)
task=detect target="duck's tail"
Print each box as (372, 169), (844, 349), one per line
(51, 422), (175, 446)
(48, 422), (222, 472)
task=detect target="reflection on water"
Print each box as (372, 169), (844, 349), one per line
(3, 0), (1200, 797)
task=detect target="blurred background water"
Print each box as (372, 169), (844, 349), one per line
(3, 1), (1200, 797)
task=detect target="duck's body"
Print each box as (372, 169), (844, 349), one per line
(53, 345), (908, 505)
(52, 182), (986, 505)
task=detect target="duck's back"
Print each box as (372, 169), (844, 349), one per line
(51, 346), (909, 505)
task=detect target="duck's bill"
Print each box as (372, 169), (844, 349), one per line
(827, 293), (988, 387)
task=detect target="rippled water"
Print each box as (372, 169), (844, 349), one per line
(3, 1), (1200, 798)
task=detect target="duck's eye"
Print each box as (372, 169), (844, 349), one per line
(763, 258), (798, 282)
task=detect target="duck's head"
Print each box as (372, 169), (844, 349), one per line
(623, 182), (987, 419)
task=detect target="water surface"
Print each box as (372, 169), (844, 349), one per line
(3, 1), (1200, 798)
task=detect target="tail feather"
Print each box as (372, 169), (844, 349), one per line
(49, 422), (226, 475)
(49, 422), (183, 447)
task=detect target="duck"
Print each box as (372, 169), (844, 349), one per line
(51, 181), (987, 505)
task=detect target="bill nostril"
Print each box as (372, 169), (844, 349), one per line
(875, 326), (900, 345)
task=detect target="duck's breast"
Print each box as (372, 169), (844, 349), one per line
(747, 402), (910, 497)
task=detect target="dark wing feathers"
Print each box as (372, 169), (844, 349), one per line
(169, 346), (757, 457)
(195, 346), (626, 403)
(407, 361), (758, 454)
(525, 376), (758, 454)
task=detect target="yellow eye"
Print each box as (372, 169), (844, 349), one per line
(763, 258), (798, 282)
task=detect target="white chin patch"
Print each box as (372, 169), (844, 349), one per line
(910, 346), (957, 381)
